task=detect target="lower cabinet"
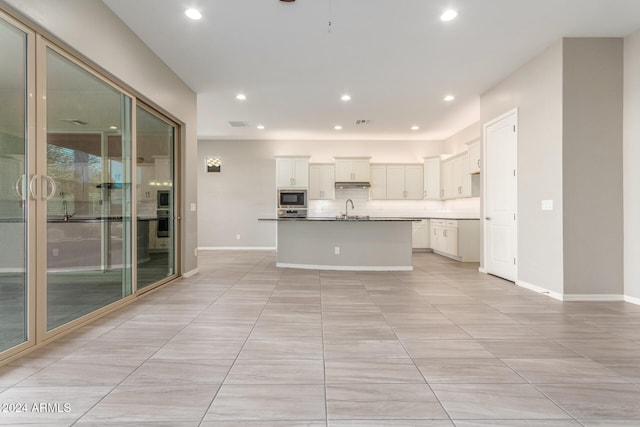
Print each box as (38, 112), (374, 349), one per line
(429, 219), (479, 262)
(412, 219), (430, 250)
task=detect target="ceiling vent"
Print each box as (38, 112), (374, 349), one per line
(354, 119), (371, 125)
(228, 121), (248, 127)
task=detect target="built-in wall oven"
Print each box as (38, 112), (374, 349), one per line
(277, 189), (307, 218)
(157, 190), (170, 237)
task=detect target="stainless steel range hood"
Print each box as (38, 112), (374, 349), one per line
(335, 182), (371, 189)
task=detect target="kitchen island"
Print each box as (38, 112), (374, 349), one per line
(260, 217), (419, 271)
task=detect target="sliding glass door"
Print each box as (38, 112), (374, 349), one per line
(0, 10), (181, 362)
(136, 106), (177, 290)
(0, 14), (31, 353)
(43, 48), (133, 331)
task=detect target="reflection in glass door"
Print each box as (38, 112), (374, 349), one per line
(136, 106), (176, 289)
(44, 48), (132, 331)
(0, 16), (29, 353)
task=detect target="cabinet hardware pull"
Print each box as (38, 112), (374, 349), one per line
(485, 217), (492, 221)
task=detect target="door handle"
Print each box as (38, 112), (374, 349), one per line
(28, 174), (39, 200)
(485, 217), (492, 221)
(14, 175), (26, 200)
(43, 175), (57, 201)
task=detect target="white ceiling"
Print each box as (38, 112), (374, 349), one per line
(102, 0), (640, 141)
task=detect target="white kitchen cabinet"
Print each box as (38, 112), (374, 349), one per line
(308, 163), (335, 200)
(412, 219), (430, 250)
(468, 140), (481, 174)
(334, 157), (370, 182)
(441, 152), (474, 199)
(424, 156), (441, 200)
(276, 157), (309, 188)
(429, 219), (479, 262)
(136, 164), (155, 202)
(369, 164), (387, 200)
(386, 164), (423, 200)
(153, 155), (171, 186)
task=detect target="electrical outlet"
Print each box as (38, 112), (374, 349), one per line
(52, 248), (59, 257)
(541, 200), (553, 211)
(334, 246), (340, 255)
(190, 203), (197, 212)
(236, 234), (241, 240)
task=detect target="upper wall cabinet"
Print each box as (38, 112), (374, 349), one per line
(468, 140), (481, 174)
(369, 164), (387, 200)
(386, 164), (424, 200)
(308, 163), (335, 200)
(334, 157), (370, 182)
(424, 156), (441, 200)
(276, 157), (309, 188)
(441, 152), (476, 199)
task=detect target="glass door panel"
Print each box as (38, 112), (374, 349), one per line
(45, 48), (132, 331)
(0, 16), (28, 352)
(136, 106), (176, 289)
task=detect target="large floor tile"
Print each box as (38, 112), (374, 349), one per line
(225, 359), (324, 384)
(478, 339), (582, 358)
(122, 358), (233, 385)
(537, 383), (640, 419)
(17, 359), (137, 386)
(205, 384), (325, 421)
(324, 339), (410, 359)
(152, 339), (244, 360)
(329, 421), (454, 426)
(503, 357), (628, 384)
(326, 383), (448, 420)
(325, 358), (425, 384)
(238, 338), (323, 360)
(80, 384), (219, 422)
(401, 340), (495, 359)
(414, 358), (525, 383)
(430, 383), (571, 420)
(0, 386), (112, 425)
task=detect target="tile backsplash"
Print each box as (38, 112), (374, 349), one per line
(308, 189), (480, 219)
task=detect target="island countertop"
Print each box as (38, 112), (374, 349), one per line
(258, 216), (479, 222)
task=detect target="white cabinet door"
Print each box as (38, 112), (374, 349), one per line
(444, 220), (459, 256)
(369, 165), (387, 199)
(335, 158), (370, 182)
(441, 159), (454, 199)
(404, 165), (424, 199)
(276, 157), (309, 188)
(461, 153), (472, 197)
(412, 220), (429, 249)
(386, 165), (405, 199)
(468, 140), (481, 174)
(424, 157), (441, 200)
(452, 156), (463, 197)
(309, 164), (335, 200)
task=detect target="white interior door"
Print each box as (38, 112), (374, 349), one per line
(484, 110), (517, 281)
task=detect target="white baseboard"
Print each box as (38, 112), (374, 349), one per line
(562, 294), (624, 302)
(182, 268), (199, 278)
(516, 279), (564, 301)
(478, 267), (487, 273)
(276, 262), (413, 272)
(624, 295), (640, 305)
(198, 247), (276, 251)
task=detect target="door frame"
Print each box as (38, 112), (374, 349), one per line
(482, 107), (518, 281)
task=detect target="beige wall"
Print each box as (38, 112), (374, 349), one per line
(443, 121), (481, 155)
(562, 38), (623, 295)
(198, 139), (445, 248)
(2, 0), (199, 274)
(624, 29), (640, 301)
(481, 41), (565, 294)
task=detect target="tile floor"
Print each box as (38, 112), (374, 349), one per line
(1, 250), (640, 426)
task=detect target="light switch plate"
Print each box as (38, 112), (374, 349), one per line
(190, 203), (197, 212)
(541, 200), (553, 211)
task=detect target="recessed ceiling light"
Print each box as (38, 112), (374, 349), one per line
(236, 94), (247, 101)
(341, 94), (351, 101)
(185, 8), (202, 20)
(444, 94), (455, 102)
(334, 125), (342, 130)
(440, 9), (458, 22)
(411, 125), (420, 131)
(257, 125), (265, 130)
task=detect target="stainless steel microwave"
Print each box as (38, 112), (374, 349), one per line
(278, 189), (307, 209)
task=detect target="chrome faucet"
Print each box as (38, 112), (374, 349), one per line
(345, 199), (354, 218)
(62, 199), (73, 222)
